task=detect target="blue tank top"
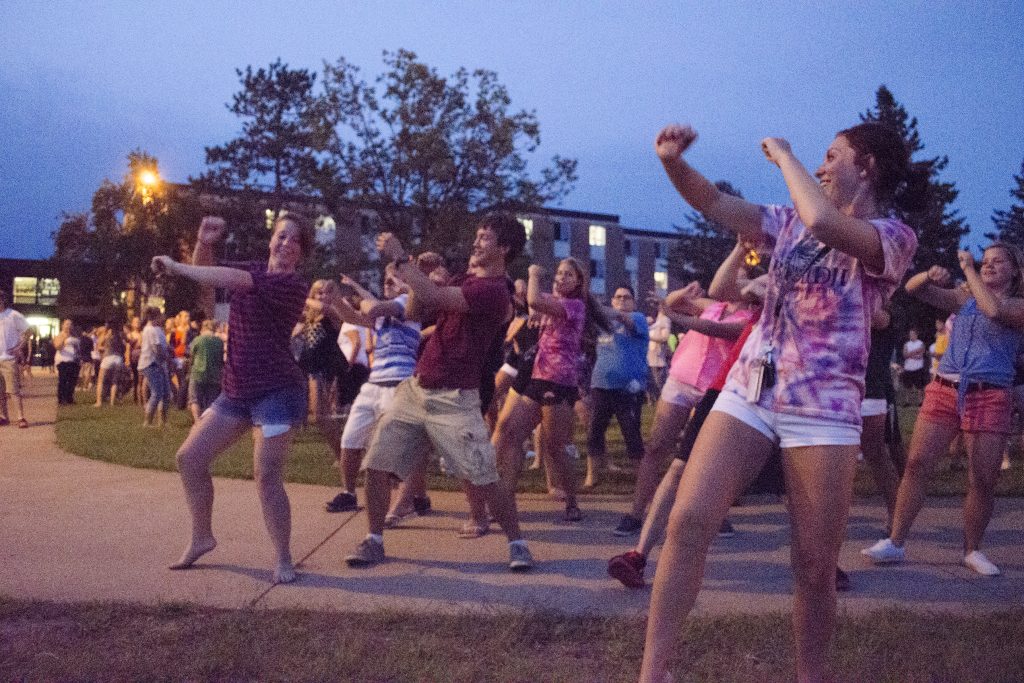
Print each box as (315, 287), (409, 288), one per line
(937, 298), (1022, 388)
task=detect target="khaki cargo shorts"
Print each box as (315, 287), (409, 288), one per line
(361, 377), (499, 486)
(0, 359), (22, 397)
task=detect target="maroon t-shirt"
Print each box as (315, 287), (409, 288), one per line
(223, 262), (307, 399)
(416, 274), (511, 390)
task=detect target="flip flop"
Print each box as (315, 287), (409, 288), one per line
(17, 418), (28, 429)
(456, 522), (489, 539)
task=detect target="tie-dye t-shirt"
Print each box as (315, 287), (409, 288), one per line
(532, 296), (586, 387)
(722, 205), (917, 424)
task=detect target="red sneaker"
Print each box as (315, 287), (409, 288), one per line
(608, 550), (647, 588)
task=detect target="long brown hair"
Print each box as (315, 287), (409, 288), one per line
(986, 242), (1024, 298)
(559, 257), (611, 334)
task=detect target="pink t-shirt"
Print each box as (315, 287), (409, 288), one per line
(668, 302), (755, 392)
(532, 296), (585, 387)
(722, 205), (917, 424)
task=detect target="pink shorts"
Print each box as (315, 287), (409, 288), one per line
(918, 380), (1012, 434)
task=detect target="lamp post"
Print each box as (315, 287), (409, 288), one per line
(133, 168), (162, 315)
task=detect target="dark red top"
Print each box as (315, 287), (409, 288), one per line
(223, 263), (307, 399)
(416, 274), (510, 390)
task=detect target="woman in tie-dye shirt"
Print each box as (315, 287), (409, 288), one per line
(492, 258), (608, 522)
(640, 122), (919, 683)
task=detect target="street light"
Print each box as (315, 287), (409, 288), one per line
(137, 169), (160, 205)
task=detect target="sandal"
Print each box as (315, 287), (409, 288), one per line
(564, 505), (583, 522)
(17, 418), (28, 429)
(456, 522), (489, 539)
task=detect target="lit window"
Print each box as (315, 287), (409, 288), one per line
(13, 277), (38, 304)
(38, 278), (60, 305)
(654, 271), (668, 292)
(589, 225), (606, 247)
(519, 218), (534, 240)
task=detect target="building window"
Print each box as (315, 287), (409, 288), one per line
(590, 259), (605, 279)
(553, 221), (564, 241)
(589, 224), (606, 247)
(38, 278), (60, 306)
(13, 277), (38, 304)
(653, 271), (668, 292)
(518, 217), (534, 240)
(624, 239), (632, 256)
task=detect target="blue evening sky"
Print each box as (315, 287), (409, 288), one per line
(2, 1), (1022, 259)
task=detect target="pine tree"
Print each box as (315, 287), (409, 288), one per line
(986, 160), (1024, 245)
(861, 86), (968, 273)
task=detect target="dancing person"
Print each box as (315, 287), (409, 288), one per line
(291, 279), (349, 460)
(344, 215), (535, 571)
(492, 258), (609, 522)
(125, 316), (143, 403)
(155, 213), (314, 584)
(646, 308), (671, 403)
(0, 289), (31, 428)
(862, 245), (1024, 577)
(585, 286), (649, 488)
(639, 121), (918, 683)
(138, 307), (171, 428)
(323, 268), (420, 513)
(614, 263), (754, 536)
(859, 304), (904, 534)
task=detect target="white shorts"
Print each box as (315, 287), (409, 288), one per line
(100, 355), (124, 371)
(500, 363), (518, 378)
(712, 390), (862, 449)
(340, 382), (399, 450)
(660, 377), (704, 410)
(861, 398), (888, 417)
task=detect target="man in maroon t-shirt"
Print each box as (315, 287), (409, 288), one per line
(345, 214), (535, 572)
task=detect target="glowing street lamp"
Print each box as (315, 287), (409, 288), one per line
(137, 168), (160, 205)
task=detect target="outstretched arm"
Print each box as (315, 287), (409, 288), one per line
(905, 265), (967, 314)
(663, 311), (745, 341)
(656, 124), (763, 239)
(761, 138), (884, 271)
(377, 233), (468, 313)
(707, 240), (751, 303)
(191, 217), (225, 318)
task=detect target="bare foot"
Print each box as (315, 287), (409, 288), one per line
(169, 537), (217, 570)
(273, 562), (297, 584)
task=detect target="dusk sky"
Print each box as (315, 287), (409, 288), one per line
(3, 1), (1022, 259)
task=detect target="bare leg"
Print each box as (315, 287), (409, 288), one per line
(962, 431), (1007, 552)
(783, 444), (859, 683)
(480, 479), (523, 541)
(890, 418), (960, 545)
(341, 448), (365, 494)
(365, 468), (395, 535)
(631, 399), (692, 519)
(492, 391), (541, 496)
(639, 412), (771, 683)
(860, 413), (900, 526)
(94, 367), (107, 406)
(170, 410), (249, 569)
(636, 459), (687, 557)
(253, 427), (298, 583)
(542, 402), (579, 511)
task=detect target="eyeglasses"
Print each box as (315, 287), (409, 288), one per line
(612, 294), (633, 300)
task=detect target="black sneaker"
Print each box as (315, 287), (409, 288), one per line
(412, 495), (432, 516)
(613, 514), (643, 536)
(325, 491), (359, 513)
(717, 519), (736, 538)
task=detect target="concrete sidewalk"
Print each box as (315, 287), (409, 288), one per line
(1, 374), (1021, 616)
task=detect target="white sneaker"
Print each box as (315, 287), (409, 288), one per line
(963, 550), (1000, 576)
(861, 538), (905, 564)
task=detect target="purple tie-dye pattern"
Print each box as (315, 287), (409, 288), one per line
(722, 205), (917, 425)
(532, 296), (586, 387)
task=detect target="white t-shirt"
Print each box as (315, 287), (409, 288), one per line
(903, 339), (925, 372)
(338, 323), (370, 368)
(0, 309), (29, 361)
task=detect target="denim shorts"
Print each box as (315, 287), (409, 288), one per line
(210, 384), (308, 435)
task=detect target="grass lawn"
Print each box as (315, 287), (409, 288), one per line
(2, 597), (1023, 682)
(55, 395), (1024, 496)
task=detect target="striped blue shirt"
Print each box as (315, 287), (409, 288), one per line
(368, 293), (421, 384)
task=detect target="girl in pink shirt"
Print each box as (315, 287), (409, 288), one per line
(492, 258), (608, 521)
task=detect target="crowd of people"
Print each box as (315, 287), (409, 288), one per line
(7, 117), (1022, 683)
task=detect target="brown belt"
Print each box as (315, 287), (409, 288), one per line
(932, 376), (1006, 394)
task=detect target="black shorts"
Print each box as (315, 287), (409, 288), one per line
(520, 378), (578, 407)
(902, 367), (929, 390)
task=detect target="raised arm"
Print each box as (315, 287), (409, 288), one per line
(526, 265), (568, 319)
(959, 250), (1024, 327)
(377, 233), (468, 313)
(656, 124), (764, 239)
(707, 240), (752, 303)
(905, 265), (968, 314)
(662, 310), (745, 341)
(153, 216), (253, 291)
(663, 282), (715, 316)
(191, 217), (225, 318)
(760, 138), (884, 271)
